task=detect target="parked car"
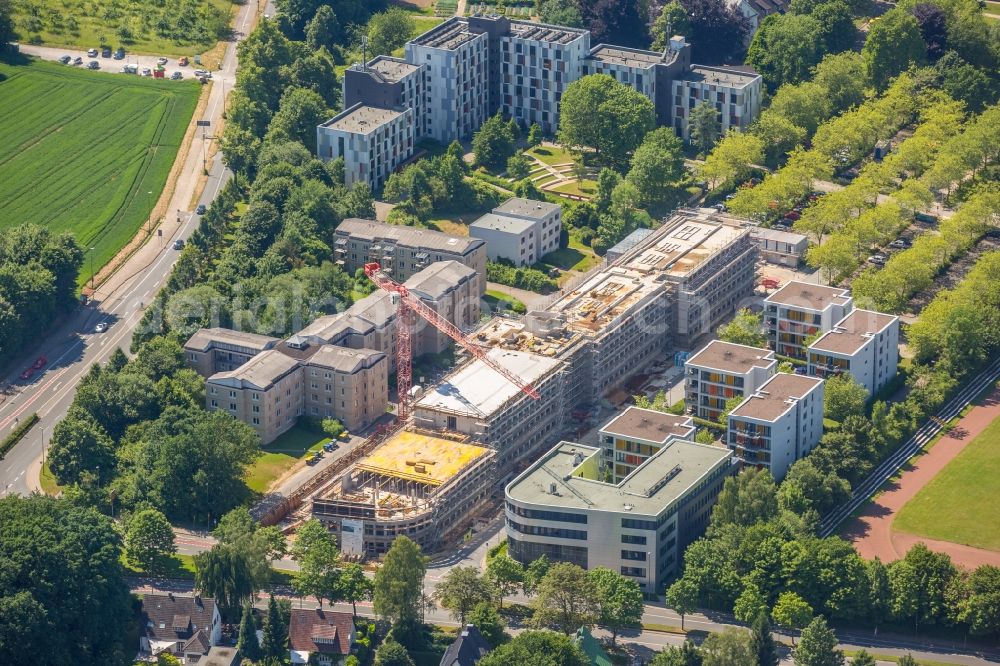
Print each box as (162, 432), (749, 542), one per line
(59, 54), (71, 64)
(193, 69), (212, 79)
(19, 368), (34, 381)
(171, 71), (183, 80)
(195, 203), (207, 215)
(772, 223), (790, 231)
(783, 210), (801, 221)
(87, 48), (98, 57)
(122, 64), (138, 74)
(140, 67), (152, 76)
(32, 356), (47, 370)
(889, 239), (910, 249)
(87, 60), (100, 69)
(173, 239), (185, 250)
(73, 56), (83, 65)
(868, 254), (888, 265)
(114, 48), (125, 59)
(101, 46), (112, 57)
(178, 56), (189, 66)
(95, 322), (108, 333)
(323, 442), (335, 452)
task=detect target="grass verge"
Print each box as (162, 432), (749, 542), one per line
(40, 461), (65, 495)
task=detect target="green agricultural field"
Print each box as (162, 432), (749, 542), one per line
(11, 0), (233, 56)
(0, 56), (200, 286)
(893, 414), (1000, 551)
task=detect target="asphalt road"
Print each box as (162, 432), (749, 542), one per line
(0, 1), (262, 497)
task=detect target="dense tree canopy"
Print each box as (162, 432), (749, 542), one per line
(747, 14), (825, 90)
(558, 74), (655, 168)
(679, 0), (749, 64)
(0, 496), (133, 666)
(863, 9), (926, 89)
(478, 631), (589, 666)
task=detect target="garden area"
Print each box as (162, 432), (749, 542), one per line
(10, 0), (234, 54)
(245, 425), (331, 494)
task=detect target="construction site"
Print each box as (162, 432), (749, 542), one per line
(311, 430), (495, 556)
(259, 208), (758, 555)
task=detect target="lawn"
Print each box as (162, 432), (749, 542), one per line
(550, 178), (598, 198)
(0, 56), (200, 287)
(245, 425), (329, 494)
(484, 289), (526, 314)
(541, 240), (599, 273)
(526, 144), (576, 166)
(40, 461), (64, 495)
(893, 413), (1000, 551)
(11, 0), (234, 56)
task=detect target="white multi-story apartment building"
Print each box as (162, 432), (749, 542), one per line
(316, 104), (413, 191)
(764, 281), (854, 359)
(807, 309), (900, 397)
(726, 373), (824, 480)
(599, 406), (695, 482)
(684, 340), (777, 421)
(469, 197), (561, 266)
(505, 436), (734, 592)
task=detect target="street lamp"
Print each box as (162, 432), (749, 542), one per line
(88, 246), (96, 295)
(146, 190), (154, 234)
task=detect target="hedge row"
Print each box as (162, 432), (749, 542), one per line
(0, 413), (39, 459)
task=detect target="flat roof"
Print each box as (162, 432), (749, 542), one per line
(208, 349), (299, 390)
(588, 44), (662, 68)
(362, 56), (420, 82)
(493, 197), (560, 220)
(686, 340), (776, 375)
(607, 228), (654, 258)
(320, 104), (404, 134)
(809, 309), (897, 356)
(600, 407), (695, 444)
(336, 218), (484, 255)
(765, 281), (852, 312)
(469, 212), (535, 235)
(682, 65), (760, 88)
(184, 327), (278, 352)
(730, 373), (823, 422)
(620, 217), (746, 280)
(411, 17), (480, 50)
(751, 227), (809, 246)
(416, 348), (562, 417)
(507, 18), (588, 44)
(355, 430), (492, 486)
(506, 438), (731, 516)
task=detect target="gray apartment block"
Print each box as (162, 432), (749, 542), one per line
(333, 218), (487, 294)
(343, 56), (427, 138)
(316, 103), (413, 191)
(405, 19), (491, 144)
(327, 16), (762, 190)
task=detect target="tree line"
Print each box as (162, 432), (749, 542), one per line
(0, 225), (82, 368)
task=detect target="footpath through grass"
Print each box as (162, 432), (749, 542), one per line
(0, 56), (200, 287)
(893, 413), (1000, 551)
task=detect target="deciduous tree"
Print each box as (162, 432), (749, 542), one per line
(772, 592), (813, 643)
(478, 631), (589, 666)
(486, 555), (525, 609)
(716, 308), (767, 347)
(124, 507), (176, 573)
(627, 127), (685, 205)
(435, 566), (494, 624)
(793, 616), (844, 666)
(531, 562), (599, 634)
(863, 10), (926, 90)
(590, 567), (644, 645)
(558, 74), (655, 168)
(374, 536), (427, 624)
(689, 101), (721, 155)
(747, 14), (824, 90)
(367, 7), (414, 56)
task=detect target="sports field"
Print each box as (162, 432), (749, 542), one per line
(893, 413), (1000, 552)
(0, 56), (199, 286)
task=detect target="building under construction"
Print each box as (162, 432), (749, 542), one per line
(400, 208), (756, 482)
(311, 429), (496, 556)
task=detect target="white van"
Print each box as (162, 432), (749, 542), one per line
(121, 63), (138, 74)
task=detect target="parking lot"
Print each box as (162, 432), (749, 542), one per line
(19, 44), (215, 82)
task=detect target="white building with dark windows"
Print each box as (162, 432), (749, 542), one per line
(504, 435), (734, 592)
(807, 309), (900, 396)
(316, 104), (413, 191)
(764, 281), (854, 360)
(684, 340), (777, 421)
(328, 17), (763, 188)
(726, 372), (824, 480)
(469, 197), (561, 266)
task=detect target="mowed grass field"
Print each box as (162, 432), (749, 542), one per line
(893, 413), (1000, 551)
(0, 56), (200, 286)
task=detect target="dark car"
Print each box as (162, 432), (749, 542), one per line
(173, 239), (185, 250)
(32, 356), (47, 370)
(59, 55), (71, 64)
(323, 442), (336, 452)
(114, 48), (125, 59)
(195, 204), (207, 215)
(101, 46), (112, 57)
(87, 60), (100, 70)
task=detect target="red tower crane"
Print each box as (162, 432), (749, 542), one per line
(364, 262), (541, 423)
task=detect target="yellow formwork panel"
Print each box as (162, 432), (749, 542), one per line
(355, 430), (490, 486)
